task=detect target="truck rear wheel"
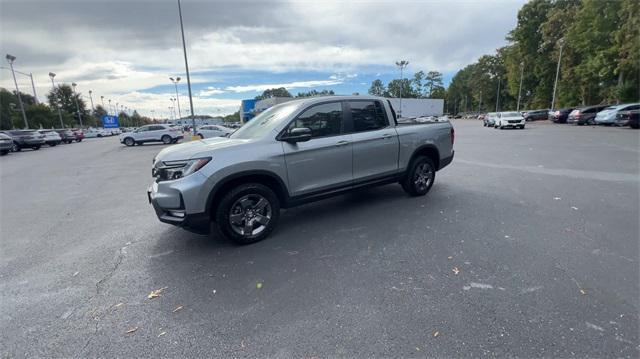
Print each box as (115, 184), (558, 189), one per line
(215, 183), (280, 244)
(402, 156), (435, 196)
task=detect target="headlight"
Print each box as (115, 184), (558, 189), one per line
(156, 157), (211, 181)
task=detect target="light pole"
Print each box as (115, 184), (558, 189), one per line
(516, 61), (524, 112)
(168, 106), (174, 121)
(551, 38), (565, 111)
(177, 0), (196, 134)
(395, 60), (409, 117)
(495, 75), (501, 112)
(88, 90), (95, 112)
(169, 76), (182, 119)
(0, 66), (38, 103)
(5, 54), (29, 129)
(49, 72), (64, 128)
(100, 95), (105, 110)
(108, 99), (112, 115)
(71, 83), (83, 127)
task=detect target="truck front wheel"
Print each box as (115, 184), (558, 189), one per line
(215, 183), (280, 245)
(402, 156), (435, 196)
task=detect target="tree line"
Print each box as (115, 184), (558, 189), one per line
(1, 85), (150, 130)
(367, 71), (445, 99)
(446, 0), (638, 114)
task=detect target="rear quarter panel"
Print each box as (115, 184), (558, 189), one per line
(395, 122), (453, 171)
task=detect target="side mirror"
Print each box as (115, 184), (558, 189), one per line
(282, 127), (312, 143)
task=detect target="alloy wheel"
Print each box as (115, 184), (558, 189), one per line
(413, 162), (434, 192)
(229, 194), (272, 237)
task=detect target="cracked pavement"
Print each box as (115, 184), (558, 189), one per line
(1, 121), (638, 357)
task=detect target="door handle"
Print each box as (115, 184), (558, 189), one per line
(335, 140), (350, 146)
(380, 133), (393, 139)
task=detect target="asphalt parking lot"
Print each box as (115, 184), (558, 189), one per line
(1, 120), (638, 357)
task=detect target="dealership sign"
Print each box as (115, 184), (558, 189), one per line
(101, 115), (119, 128)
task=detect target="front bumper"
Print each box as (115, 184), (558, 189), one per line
(147, 172), (212, 234)
(0, 141), (12, 151)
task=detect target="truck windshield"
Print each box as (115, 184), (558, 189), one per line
(230, 103), (297, 140)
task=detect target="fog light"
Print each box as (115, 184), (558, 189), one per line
(169, 210), (185, 218)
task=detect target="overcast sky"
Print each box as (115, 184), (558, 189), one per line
(0, 0), (524, 118)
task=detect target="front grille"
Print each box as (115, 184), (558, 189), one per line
(508, 120), (520, 123)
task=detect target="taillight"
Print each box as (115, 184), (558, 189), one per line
(451, 127), (455, 145)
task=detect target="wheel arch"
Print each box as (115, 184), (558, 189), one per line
(206, 170), (289, 220)
(408, 144), (440, 171)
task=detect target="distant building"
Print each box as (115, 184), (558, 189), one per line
(240, 97), (296, 123)
(167, 116), (224, 126)
(386, 98), (444, 118)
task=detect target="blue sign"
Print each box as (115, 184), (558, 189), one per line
(102, 115), (120, 128)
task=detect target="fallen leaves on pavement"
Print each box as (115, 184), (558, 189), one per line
(580, 289), (586, 295)
(256, 282), (263, 289)
(173, 305), (183, 313)
(147, 287), (167, 300)
(125, 327), (139, 334)
(158, 331), (166, 337)
(433, 331), (440, 337)
(452, 267), (460, 275)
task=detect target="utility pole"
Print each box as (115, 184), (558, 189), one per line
(177, 0), (196, 134)
(495, 76), (501, 112)
(395, 60), (409, 118)
(517, 61), (524, 112)
(71, 83), (83, 127)
(48, 72), (64, 128)
(28, 73), (38, 104)
(88, 90), (95, 112)
(551, 38), (565, 111)
(5, 54), (29, 128)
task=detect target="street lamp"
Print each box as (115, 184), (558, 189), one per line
(108, 99), (112, 115)
(551, 38), (565, 111)
(88, 90), (95, 112)
(395, 60), (409, 117)
(169, 76), (182, 119)
(48, 72), (64, 128)
(100, 95), (105, 110)
(6, 54), (29, 128)
(516, 61), (525, 112)
(71, 83), (83, 127)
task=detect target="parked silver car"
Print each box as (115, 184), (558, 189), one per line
(195, 125), (233, 139)
(120, 124), (184, 146)
(148, 96), (455, 244)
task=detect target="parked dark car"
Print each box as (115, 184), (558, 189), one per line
(616, 109), (639, 129)
(2, 130), (45, 151)
(55, 129), (76, 144)
(549, 108), (574, 123)
(0, 132), (13, 155)
(71, 128), (85, 142)
(523, 109), (549, 121)
(567, 105), (609, 125)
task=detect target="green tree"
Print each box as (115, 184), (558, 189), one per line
(368, 79), (386, 96)
(47, 84), (88, 126)
(93, 104), (108, 119)
(412, 71), (425, 97)
(424, 71), (444, 98)
(295, 89), (335, 97)
(613, 0), (640, 103)
(255, 87), (292, 100)
(385, 79), (417, 98)
(223, 111), (240, 123)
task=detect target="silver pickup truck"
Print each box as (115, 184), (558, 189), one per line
(148, 96), (454, 244)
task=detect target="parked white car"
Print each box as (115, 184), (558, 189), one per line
(119, 124), (184, 146)
(37, 130), (62, 146)
(195, 125), (234, 139)
(594, 103), (640, 125)
(84, 128), (110, 138)
(494, 111), (526, 129)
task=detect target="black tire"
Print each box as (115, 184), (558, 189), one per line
(520, 125), (525, 129)
(401, 156), (436, 197)
(76, 139), (82, 142)
(215, 183), (280, 245)
(97, 134), (102, 138)
(0, 150), (8, 156)
(198, 134), (204, 139)
(161, 135), (172, 144)
(135, 141), (142, 146)
(32, 145), (41, 150)
(49, 143), (57, 147)
(12, 142), (21, 152)
(123, 137), (135, 146)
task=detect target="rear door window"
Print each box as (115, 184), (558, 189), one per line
(349, 100), (388, 132)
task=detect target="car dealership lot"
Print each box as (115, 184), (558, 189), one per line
(1, 121), (638, 357)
